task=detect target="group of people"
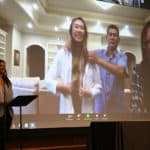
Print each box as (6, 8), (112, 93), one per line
(45, 17), (128, 114)
(0, 17), (150, 138)
(45, 17), (150, 114)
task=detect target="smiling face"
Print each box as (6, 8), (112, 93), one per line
(70, 18), (86, 43)
(69, 17), (88, 62)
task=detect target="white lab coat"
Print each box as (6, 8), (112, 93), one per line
(45, 49), (102, 114)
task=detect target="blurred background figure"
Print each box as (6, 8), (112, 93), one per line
(124, 52), (136, 112)
(0, 59), (13, 149)
(131, 20), (150, 113)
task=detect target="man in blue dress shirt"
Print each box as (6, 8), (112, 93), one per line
(89, 24), (128, 114)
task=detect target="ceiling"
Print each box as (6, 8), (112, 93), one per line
(0, 0), (150, 39)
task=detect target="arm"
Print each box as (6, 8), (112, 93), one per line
(56, 82), (71, 96)
(88, 51), (127, 77)
(45, 50), (71, 95)
(79, 64), (102, 99)
(45, 51), (61, 94)
(90, 64), (102, 97)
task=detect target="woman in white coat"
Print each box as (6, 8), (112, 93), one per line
(45, 17), (102, 114)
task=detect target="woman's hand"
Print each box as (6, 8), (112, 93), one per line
(57, 83), (72, 96)
(79, 87), (92, 98)
(88, 51), (100, 64)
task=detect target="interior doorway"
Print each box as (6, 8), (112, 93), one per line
(27, 45), (45, 79)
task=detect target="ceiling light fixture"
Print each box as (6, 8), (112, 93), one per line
(92, 21), (105, 34)
(96, 0), (114, 10)
(61, 16), (71, 30)
(54, 26), (59, 32)
(120, 25), (133, 37)
(66, 16), (71, 22)
(27, 22), (33, 29)
(32, 3), (39, 10)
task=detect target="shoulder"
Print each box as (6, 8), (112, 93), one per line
(95, 49), (105, 55)
(57, 49), (65, 54)
(56, 48), (71, 57)
(116, 51), (126, 56)
(115, 51), (127, 60)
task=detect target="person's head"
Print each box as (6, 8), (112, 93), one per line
(106, 24), (120, 51)
(0, 59), (11, 87)
(69, 17), (88, 65)
(69, 17), (87, 44)
(0, 59), (6, 76)
(69, 17), (88, 81)
(141, 20), (150, 63)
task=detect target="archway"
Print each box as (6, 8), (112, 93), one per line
(27, 45), (45, 79)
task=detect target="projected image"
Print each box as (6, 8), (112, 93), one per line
(1, 0), (150, 128)
(45, 17), (102, 114)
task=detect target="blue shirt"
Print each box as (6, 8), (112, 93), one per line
(95, 49), (128, 113)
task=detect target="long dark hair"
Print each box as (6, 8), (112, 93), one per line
(69, 17), (88, 113)
(0, 59), (11, 87)
(69, 17), (88, 76)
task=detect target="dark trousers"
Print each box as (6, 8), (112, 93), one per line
(0, 108), (13, 150)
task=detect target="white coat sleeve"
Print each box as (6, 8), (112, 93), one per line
(44, 50), (62, 94)
(87, 64), (102, 98)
